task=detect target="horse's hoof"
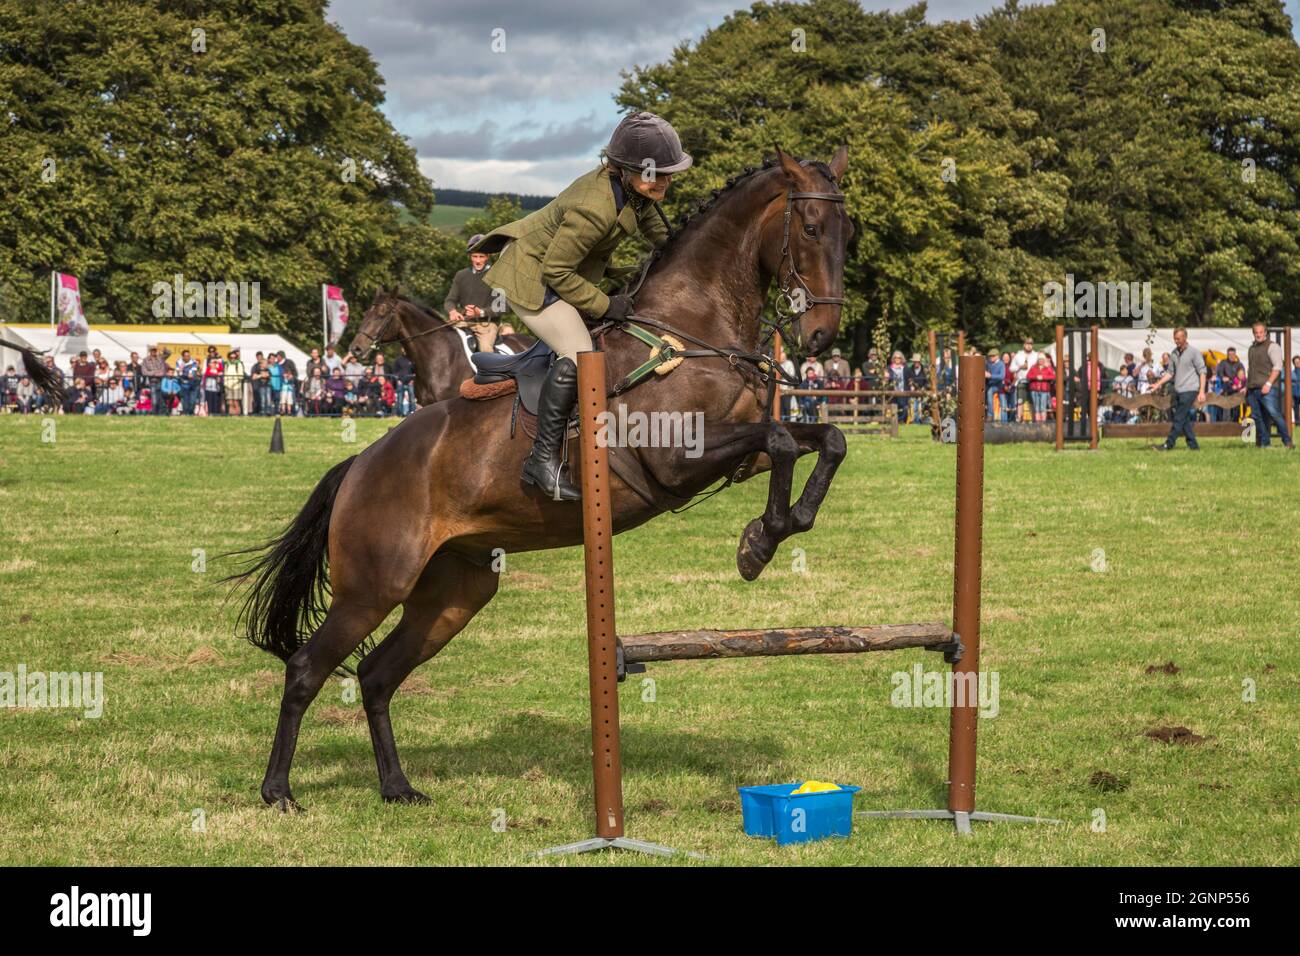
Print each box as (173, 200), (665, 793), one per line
(265, 795), (304, 814)
(382, 786), (431, 805)
(736, 518), (770, 582)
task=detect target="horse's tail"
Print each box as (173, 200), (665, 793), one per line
(1, 337), (68, 403)
(225, 455), (357, 664)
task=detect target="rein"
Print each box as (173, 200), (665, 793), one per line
(596, 182), (846, 511)
(355, 301), (463, 358)
(608, 183), (846, 395)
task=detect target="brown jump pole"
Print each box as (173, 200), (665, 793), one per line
(947, 353), (983, 818)
(535, 351), (687, 859)
(859, 354), (1060, 834)
(1089, 325), (1099, 450)
(579, 350), (622, 841)
(1054, 324), (1065, 451)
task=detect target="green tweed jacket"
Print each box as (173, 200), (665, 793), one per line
(472, 166), (669, 317)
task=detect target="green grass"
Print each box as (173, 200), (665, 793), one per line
(0, 415), (1296, 866)
(426, 204), (480, 231)
(395, 203), (480, 232)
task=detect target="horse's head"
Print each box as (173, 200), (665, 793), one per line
(767, 145), (852, 357)
(352, 287), (405, 358)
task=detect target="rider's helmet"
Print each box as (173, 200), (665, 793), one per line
(467, 234), (486, 252)
(605, 112), (692, 175)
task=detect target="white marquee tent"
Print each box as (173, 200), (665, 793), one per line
(1094, 327), (1299, 371)
(0, 324), (310, 376)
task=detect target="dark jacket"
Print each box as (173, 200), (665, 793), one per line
(444, 265), (502, 318)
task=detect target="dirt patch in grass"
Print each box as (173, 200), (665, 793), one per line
(400, 674), (435, 695)
(317, 706), (366, 725)
(102, 650), (177, 668)
(186, 647), (223, 667)
(1145, 661), (1180, 675)
(1144, 725), (1208, 746)
(1088, 771), (1129, 792)
(505, 571), (553, 591)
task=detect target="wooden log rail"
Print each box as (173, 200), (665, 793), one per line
(620, 622), (956, 664)
(787, 388), (935, 398)
(1101, 391), (1245, 413)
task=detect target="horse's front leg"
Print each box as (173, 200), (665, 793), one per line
(655, 421), (801, 581)
(779, 422), (849, 534)
(724, 423), (802, 581)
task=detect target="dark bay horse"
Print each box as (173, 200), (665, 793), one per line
(349, 291), (532, 405)
(236, 146), (854, 808)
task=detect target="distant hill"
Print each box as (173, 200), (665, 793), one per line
(434, 188), (553, 211)
(426, 205), (480, 231)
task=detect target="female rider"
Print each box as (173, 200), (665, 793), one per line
(471, 112), (692, 500)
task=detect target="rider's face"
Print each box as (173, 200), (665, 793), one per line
(469, 253), (489, 270)
(629, 171), (672, 202)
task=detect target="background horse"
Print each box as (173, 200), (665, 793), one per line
(349, 291), (533, 405)
(235, 146), (853, 809)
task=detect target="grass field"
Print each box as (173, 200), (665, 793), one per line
(426, 204), (479, 230)
(0, 414), (1296, 866)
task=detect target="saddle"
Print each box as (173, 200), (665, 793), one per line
(461, 339), (694, 512)
(466, 339), (554, 416)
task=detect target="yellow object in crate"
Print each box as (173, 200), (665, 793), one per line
(791, 780), (841, 795)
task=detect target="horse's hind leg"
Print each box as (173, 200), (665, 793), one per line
(262, 598), (394, 811)
(357, 552), (500, 804)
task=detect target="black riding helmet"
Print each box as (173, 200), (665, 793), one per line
(604, 112), (693, 175)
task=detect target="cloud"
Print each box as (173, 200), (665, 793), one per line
(411, 114), (607, 162)
(326, 0), (1025, 192)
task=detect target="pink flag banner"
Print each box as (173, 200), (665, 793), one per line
(324, 285), (349, 347)
(54, 273), (89, 336)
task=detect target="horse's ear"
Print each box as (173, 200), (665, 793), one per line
(774, 145), (802, 182)
(828, 144), (848, 182)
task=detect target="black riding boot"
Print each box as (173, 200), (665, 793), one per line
(522, 356), (581, 501)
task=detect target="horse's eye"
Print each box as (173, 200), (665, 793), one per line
(803, 224), (818, 239)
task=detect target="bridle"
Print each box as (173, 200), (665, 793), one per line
(768, 186), (847, 353)
(354, 296), (460, 359)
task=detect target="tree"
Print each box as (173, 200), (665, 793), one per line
(0, 0), (440, 344)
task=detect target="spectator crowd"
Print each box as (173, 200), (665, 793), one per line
(1, 344), (418, 418)
(779, 334), (1299, 434)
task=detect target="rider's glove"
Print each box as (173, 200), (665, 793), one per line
(603, 294), (634, 320)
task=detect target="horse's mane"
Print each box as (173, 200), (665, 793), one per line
(635, 155), (840, 281)
(388, 293), (448, 323)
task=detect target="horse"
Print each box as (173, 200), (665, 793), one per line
(349, 291), (533, 406)
(233, 146), (854, 809)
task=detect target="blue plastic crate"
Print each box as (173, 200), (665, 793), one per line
(737, 782), (861, 845)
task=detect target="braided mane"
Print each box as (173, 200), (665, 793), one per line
(635, 155), (839, 277)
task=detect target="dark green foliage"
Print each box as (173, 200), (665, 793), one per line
(616, 0), (1300, 354)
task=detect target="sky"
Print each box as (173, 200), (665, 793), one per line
(326, 0), (1300, 197)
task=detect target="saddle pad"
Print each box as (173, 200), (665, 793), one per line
(459, 377), (515, 401)
(454, 327), (515, 364)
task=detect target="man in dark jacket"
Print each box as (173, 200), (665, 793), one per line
(445, 235), (504, 353)
(392, 353), (415, 415)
